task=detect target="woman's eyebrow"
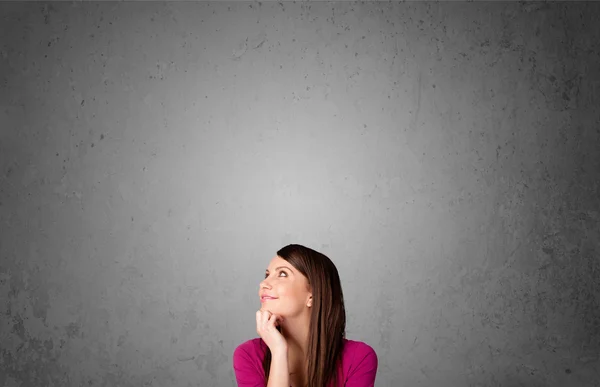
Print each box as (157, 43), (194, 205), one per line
(265, 266), (293, 273)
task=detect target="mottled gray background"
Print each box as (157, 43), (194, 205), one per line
(1, 1), (599, 386)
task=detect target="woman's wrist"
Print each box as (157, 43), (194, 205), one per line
(267, 345), (290, 387)
(270, 345), (288, 357)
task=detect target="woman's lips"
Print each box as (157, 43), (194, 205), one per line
(261, 297), (278, 303)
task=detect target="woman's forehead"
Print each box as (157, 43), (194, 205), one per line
(266, 255), (287, 268)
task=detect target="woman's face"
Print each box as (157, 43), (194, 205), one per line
(258, 255), (312, 317)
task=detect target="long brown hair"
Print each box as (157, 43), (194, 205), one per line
(262, 244), (346, 387)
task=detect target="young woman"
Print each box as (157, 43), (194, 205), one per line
(233, 244), (378, 387)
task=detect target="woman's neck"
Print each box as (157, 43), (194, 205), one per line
(279, 313), (310, 360)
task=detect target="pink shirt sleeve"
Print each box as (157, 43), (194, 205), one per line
(232, 341), (265, 387)
(344, 343), (378, 387)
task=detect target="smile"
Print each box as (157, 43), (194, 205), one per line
(261, 297), (278, 303)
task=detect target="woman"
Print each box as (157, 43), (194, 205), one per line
(233, 244), (378, 387)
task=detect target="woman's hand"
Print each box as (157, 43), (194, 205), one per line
(256, 309), (287, 353)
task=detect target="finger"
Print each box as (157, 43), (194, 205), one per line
(268, 313), (279, 327)
(256, 311), (264, 335)
(262, 310), (272, 325)
(273, 314), (282, 326)
(257, 311), (267, 330)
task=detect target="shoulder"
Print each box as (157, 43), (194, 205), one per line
(342, 339), (377, 360)
(232, 338), (267, 383)
(340, 339), (378, 383)
(233, 337), (266, 361)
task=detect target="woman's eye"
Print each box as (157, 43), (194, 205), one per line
(264, 271), (287, 279)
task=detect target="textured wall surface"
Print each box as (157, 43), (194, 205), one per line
(1, 2), (599, 386)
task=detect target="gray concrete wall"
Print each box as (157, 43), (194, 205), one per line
(1, 2), (599, 386)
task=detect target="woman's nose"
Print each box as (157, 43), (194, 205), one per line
(260, 278), (271, 288)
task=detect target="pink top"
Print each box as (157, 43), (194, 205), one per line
(232, 337), (378, 387)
